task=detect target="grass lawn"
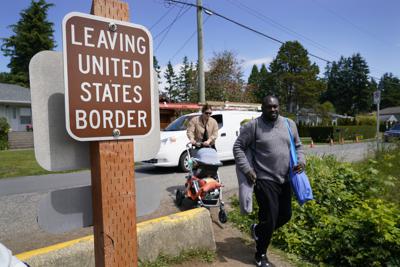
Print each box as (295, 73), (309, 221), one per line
(0, 149), (75, 179)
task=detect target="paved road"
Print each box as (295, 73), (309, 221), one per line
(0, 142), (373, 253)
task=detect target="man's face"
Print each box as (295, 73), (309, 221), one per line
(262, 97), (280, 121)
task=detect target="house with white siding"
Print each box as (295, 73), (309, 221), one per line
(0, 83), (32, 132)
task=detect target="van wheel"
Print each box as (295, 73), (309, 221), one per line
(179, 151), (190, 172)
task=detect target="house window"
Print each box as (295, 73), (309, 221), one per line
(12, 107), (17, 119)
(20, 116), (32, 124)
(20, 108), (31, 116)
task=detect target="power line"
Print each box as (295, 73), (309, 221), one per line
(311, 0), (388, 47)
(309, 0), (390, 77)
(154, 5), (191, 51)
(150, 4), (176, 30)
(166, 0), (331, 64)
(225, 0), (340, 58)
(164, 0), (398, 85)
(170, 15), (211, 61)
(153, 5), (187, 40)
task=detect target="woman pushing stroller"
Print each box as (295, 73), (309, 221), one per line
(186, 104), (218, 150)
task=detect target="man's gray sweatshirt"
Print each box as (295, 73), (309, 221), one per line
(233, 115), (305, 184)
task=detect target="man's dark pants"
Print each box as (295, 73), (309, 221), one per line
(254, 179), (292, 257)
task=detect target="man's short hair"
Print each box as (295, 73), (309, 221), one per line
(262, 95), (279, 105)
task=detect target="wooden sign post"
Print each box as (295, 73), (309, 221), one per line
(90, 1), (137, 266)
(62, 0), (154, 264)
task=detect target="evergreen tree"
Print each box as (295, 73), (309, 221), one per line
(205, 50), (244, 102)
(379, 73), (400, 109)
(163, 61), (179, 102)
(258, 64), (275, 100)
(269, 41), (324, 113)
(188, 62), (198, 103)
(351, 53), (372, 114)
(153, 56), (161, 84)
(1, 0), (55, 87)
(246, 64), (260, 103)
(177, 56), (197, 102)
(324, 53), (373, 115)
(247, 64), (259, 86)
(0, 73), (12, 84)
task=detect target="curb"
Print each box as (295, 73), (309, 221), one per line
(17, 208), (215, 266)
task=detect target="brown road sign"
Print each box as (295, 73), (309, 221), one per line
(63, 12), (154, 141)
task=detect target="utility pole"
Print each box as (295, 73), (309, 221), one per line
(196, 0), (205, 104)
(374, 90), (381, 151)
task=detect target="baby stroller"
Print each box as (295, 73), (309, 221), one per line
(175, 143), (228, 223)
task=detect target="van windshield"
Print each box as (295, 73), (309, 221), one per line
(164, 115), (196, 131)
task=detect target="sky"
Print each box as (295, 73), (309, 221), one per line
(0, 0), (399, 84)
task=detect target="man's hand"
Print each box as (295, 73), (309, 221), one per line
(190, 139), (197, 145)
(245, 169), (257, 185)
(293, 163), (305, 174)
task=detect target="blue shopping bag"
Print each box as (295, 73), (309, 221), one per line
(286, 119), (314, 205)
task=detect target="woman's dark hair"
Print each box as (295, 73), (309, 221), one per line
(201, 103), (212, 113)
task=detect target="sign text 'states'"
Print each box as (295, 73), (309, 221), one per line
(63, 12), (154, 141)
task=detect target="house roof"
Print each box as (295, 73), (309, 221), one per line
(379, 114), (398, 122)
(380, 106), (400, 115)
(0, 83), (31, 104)
(159, 102), (200, 110)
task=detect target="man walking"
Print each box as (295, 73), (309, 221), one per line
(233, 95), (305, 267)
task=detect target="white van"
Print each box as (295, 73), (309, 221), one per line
(143, 110), (261, 171)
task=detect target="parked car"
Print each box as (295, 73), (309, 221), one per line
(143, 110), (261, 172)
(384, 124), (400, 142)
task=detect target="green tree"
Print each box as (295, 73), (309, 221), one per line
(177, 56), (197, 102)
(314, 101), (335, 125)
(258, 64), (275, 100)
(163, 61), (179, 102)
(379, 73), (400, 109)
(205, 50), (244, 102)
(0, 73), (12, 84)
(351, 53), (372, 113)
(269, 41), (324, 113)
(245, 65), (259, 103)
(153, 56), (161, 85)
(1, 0), (55, 87)
(247, 64), (259, 86)
(324, 53), (373, 115)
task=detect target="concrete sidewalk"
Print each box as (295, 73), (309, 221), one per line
(15, 188), (296, 267)
(17, 208), (216, 266)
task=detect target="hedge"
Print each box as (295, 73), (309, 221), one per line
(298, 125), (376, 142)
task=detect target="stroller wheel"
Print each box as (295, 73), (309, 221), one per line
(218, 209), (228, 224)
(175, 189), (184, 207)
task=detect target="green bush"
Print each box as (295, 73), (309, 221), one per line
(337, 117), (355, 126)
(0, 117), (10, 150)
(355, 144), (400, 206)
(356, 114), (376, 125)
(230, 153), (400, 266)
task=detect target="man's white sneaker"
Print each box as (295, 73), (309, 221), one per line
(255, 254), (271, 267)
